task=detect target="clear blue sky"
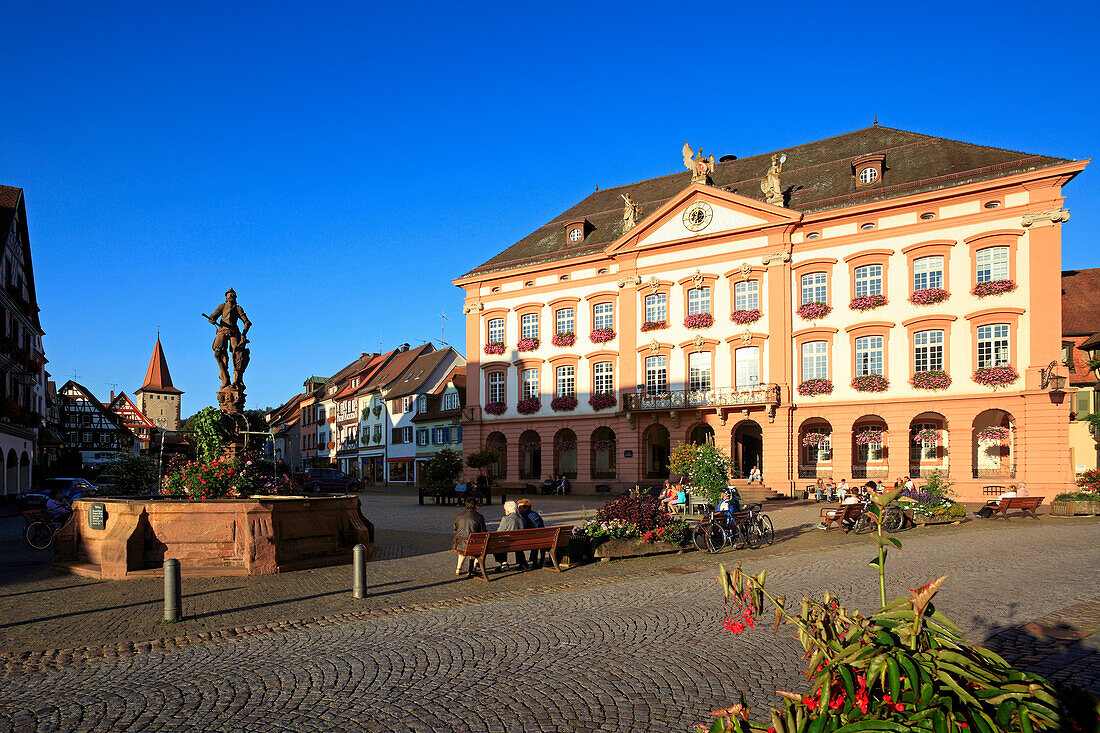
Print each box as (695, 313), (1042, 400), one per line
(8, 1), (1098, 412)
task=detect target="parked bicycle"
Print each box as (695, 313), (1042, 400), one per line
(692, 506), (763, 553)
(849, 498), (907, 534)
(740, 503), (774, 546)
(22, 506), (72, 550)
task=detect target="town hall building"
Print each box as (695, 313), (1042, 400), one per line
(454, 126), (1087, 501)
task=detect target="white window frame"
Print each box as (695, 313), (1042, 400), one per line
(734, 281), (759, 311)
(977, 324), (1010, 368)
(687, 287), (711, 315)
(800, 341), (828, 381)
(522, 368), (539, 399)
(593, 361), (613, 394)
(443, 392), (459, 411)
(593, 302), (613, 331)
(487, 318), (504, 343)
(487, 372), (505, 404)
(645, 355), (667, 395)
(976, 247), (1009, 283)
(688, 352), (712, 391)
(555, 308), (574, 334)
(521, 313), (539, 340)
(913, 256), (944, 291)
(800, 272), (827, 305)
(644, 293), (667, 323)
(854, 335), (884, 376)
(854, 264), (883, 297)
(913, 330), (944, 373)
(555, 365), (575, 397)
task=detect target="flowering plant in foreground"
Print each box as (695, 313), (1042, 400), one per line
(551, 332), (575, 347)
(973, 364), (1019, 388)
(483, 401), (506, 416)
(1077, 468), (1100, 493)
(730, 309), (761, 325)
(516, 337), (540, 352)
(972, 279), (1017, 298)
(796, 302), (831, 320)
(483, 342), (505, 355)
(796, 378), (832, 397)
(910, 370), (951, 390)
(554, 440), (576, 452)
(684, 313), (715, 329)
(592, 439), (615, 452)
(850, 374), (888, 392)
(162, 451), (296, 500)
(588, 392), (616, 410)
(700, 488), (1087, 733)
(909, 287), (950, 306)
(516, 398), (541, 415)
(517, 440), (541, 453)
(849, 294), (887, 312)
(589, 328), (616, 343)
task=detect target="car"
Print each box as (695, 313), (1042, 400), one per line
(304, 468), (360, 494)
(16, 478), (99, 511)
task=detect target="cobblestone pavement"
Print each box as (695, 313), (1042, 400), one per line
(0, 501), (1098, 732)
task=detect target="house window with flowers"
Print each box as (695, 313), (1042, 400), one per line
(687, 286), (710, 315)
(852, 335), (887, 392)
(910, 255), (950, 305)
(976, 246), (1009, 283)
(487, 371), (505, 404)
(731, 280), (761, 324)
(800, 272), (827, 305)
(552, 308), (575, 347)
(854, 264), (883, 298)
(593, 302), (614, 331)
(522, 368), (539, 399)
(688, 352), (712, 391)
(803, 428), (831, 463)
(644, 293), (667, 327)
(645, 355), (667, 396)
(552, 365), (578, 410)
(519, 313), (540, 349)
(855, 427), (884, 462)
(801, 341), (828, 381)
(910, 423), (940, 462)
(487, 317), (504, 345)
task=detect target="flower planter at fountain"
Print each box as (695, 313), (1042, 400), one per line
(54, 495), (374, 579)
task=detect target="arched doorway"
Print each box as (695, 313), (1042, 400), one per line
(643, 424), (671, 480)
(851, 415), (887, 481)
(553, 429), (578, 479)
(519, 430), (542, 480)
(688, 423), (715, 445)
(590, 427), (616, 479)
(972, 410), (1015, 479)
(732, 421), (763, 477)
(6, 450), (17, 495)
(486, 432), (507, 480)
(909, 412), (947, 478)
(19, 452), (30, 491)
(798, 419), (832, 479)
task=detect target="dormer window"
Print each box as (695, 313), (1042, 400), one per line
(568, 228), (582, 242)
(852, 153), (885, 187)
(564, 217), (590, 244)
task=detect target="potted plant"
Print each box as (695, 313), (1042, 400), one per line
(973, 365), (1020, 389)
(851, 374), (888, 392)
(640, 320), (668, 332)
(909, 287), (950, 306)
(483, 342), (506, 356)
(516, 337), (539, 352)
(971, 279), (1017, 298)
(796, 301), (831, 320)
(588, 392), (616, 411)
(589, 327), (616, 343)
(683, 313), (714, 329)
(551, 331), (575, 347)
(729, 309), (761, 325)
(550, 395), (578, 411)
(483, 401), (506, 416)
(849, 294), (887, 311)
(910, 369), (951, 390)
(516, 397), (540, 415)
(1052, 469), (1100, 516)
(1088, 354), (1100, 380)
(797, 378), (833, 397)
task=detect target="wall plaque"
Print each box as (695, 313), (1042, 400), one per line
(88, 502), (106, 531)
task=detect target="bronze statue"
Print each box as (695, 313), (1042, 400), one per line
(203, 288), (251, 389)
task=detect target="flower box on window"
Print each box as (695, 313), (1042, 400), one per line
(551, 332), (576, 347)
(849, 294), (887, 312)
(516, 337), (540, 352)
(851, 374), (889, 392)
(855, 429), (884, 446)
(973, 365), (1019, 389)
(640, 321), (668, 332)
(976, 426), (1010, 442)
(550, 395), (578, 411)
(683, 313), (714, 329)
(730, 309), (761, 325)
(516, 398), (541, 415)
(801, 432), (830, 447)
(518, 441), (542, 453)
(910, 370), (951, 390)
(913, 428), (940, 444)
(588, 392), (617, 411)
(593, 439), (615, 452)
(797, 378), (833, 397)
(796, 302), (831, 320)
(971, 280), (1017, 298)
(909, 288), (950, 306)
(590, 328), (616, 343)
(483, 342), (506, 356)
(554, 440), (577, 452)
(483, 401), (506, 416)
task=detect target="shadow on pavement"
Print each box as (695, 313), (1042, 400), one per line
(0, 586), (244, 630)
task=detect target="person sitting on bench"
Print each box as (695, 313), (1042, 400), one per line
(493, 501), (529, 572)
(817, 493), (861, 529)
(977, 487), (1025, 518)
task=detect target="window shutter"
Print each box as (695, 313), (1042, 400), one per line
(391, 428), (401, 443)
(441, 427), (450, 443)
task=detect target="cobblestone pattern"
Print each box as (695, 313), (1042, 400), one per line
(2, 518), (1099, 732)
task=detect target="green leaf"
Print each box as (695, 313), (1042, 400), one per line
(833, 722), (911, 732)
(1018, 708), (1033, 733)
(885, 656), (901, 700)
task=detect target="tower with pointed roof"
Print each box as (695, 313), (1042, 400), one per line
(134, 336), (184, 431)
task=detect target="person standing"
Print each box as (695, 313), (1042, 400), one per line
(494, 500), (529, 572)
(452, 499), (487, 576)
(517, 499), (546, 568)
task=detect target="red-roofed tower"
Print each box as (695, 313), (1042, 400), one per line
(135, 336), (184, 431)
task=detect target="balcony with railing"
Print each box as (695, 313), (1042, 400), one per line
(623, 384), (779, 412)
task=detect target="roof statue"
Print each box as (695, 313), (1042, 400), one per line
(682, 142), (715, 185)
(620, 193), (640, 234)
(761, 153), (786, 206)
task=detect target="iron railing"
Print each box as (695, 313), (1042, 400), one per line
(851, 466), (890, 479)
(798, 465), (833, 479)
(623, 384), (779, 411)
(973, 466), (1017, 479)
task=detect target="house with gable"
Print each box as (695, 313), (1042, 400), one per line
(412, 366), (467, 483)
(265, 392), (304, 469)
(107, 392), (157, 454)
(58, 381), (136, 465)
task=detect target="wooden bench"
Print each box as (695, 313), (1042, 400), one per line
(989, 496), (1044, 520)
(819, 503), (865, 531)
(452, 526), (573, 581)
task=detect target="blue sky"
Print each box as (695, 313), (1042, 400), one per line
(8, 1), (1098, 412)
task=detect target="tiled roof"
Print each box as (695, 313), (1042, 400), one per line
(137, 337), (182, 394)
(464, 126), (1072, 277)
(360, 344), (437, 396)
(1062, 269), (1100, 336)
(386, 348), (454, 400)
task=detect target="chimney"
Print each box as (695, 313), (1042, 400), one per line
(400, 343), (410, 352)
(110, 390), (115, 402)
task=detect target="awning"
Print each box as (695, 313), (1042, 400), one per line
(386, 457), (414, 463)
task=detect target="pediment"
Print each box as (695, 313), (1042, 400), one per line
(607, 183), (801, 253)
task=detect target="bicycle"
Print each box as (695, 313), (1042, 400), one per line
(692, 509), (759, 553)
(737, 503), (774, 546)
(849, 499), (906, 534)
(22, 509), (71, 550)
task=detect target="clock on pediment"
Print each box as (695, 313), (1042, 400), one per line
(682, 201), (713, 232)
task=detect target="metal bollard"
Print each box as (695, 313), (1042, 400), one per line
(163, 558), (181, 622)
(352, 543), (368, 598)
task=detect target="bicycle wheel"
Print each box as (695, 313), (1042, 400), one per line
(692, 522), (714, 553)
(756, 514), (775, 546)
(705, 523), (727, 553)
(24, 521), (54, 550)
(742, 520), (764, 550)
(883, 506), (906, 532)
(852, 513), (875, 534)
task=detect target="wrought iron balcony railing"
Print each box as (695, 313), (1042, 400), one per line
(623, 384), (779, 412)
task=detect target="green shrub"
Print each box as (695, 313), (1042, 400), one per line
(100, 453), (158, 496)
